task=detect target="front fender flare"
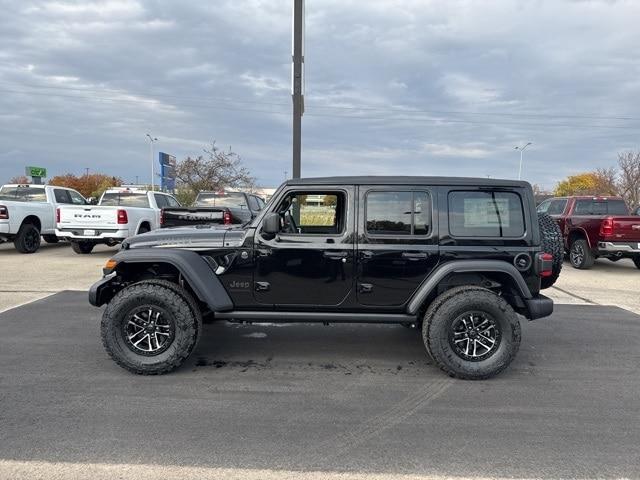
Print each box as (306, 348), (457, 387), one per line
(406, 260), (533, 315)
(89, 248), (233, 312)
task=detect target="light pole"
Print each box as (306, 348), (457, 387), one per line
(146, 133), (158, 191)
(514, 142), (532, 180)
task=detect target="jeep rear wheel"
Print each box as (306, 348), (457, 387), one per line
(423, 288), (521, 380)
(538, 213), (563, 289)
(101, 281), (202, 375)
(569, 239), (594, 269)
(14, 223), (41, 253)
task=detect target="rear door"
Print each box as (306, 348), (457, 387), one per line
(356, 186), (439, 306)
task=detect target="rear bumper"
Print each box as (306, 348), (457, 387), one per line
(525, 294), (554, 320)
(598, 241), (640, 254)
(56, 228), (131, 242)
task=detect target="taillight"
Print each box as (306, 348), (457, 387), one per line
(56, 207), (60, 223)
(117, 209), (128, 224)
(223, 210), (232, 225)
(0, 205), (8, 220)
(600, 217), (614, 236)
(537, 252), (553, 277)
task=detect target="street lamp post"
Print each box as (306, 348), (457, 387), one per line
(146, 133), (158, 191)
(514, 142), (532, 180)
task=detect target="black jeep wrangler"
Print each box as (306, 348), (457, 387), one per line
(90, 176), (562, 379)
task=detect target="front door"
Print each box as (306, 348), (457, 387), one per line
(357, 186), (440, 306)
(253, 186), (355, 307)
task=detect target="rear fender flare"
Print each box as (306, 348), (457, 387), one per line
(96, 249), (233, 311)
(406, 260), (533, 315)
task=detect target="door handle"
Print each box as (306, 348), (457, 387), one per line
(402, 252), (429, 260)
(361, 250), (374, 260)
(323, 251), (348, 259)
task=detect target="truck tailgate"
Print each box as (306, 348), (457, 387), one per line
(58, 205), (119, 229)
(610, 216), (640, 242)
(162, 207), (225, 228)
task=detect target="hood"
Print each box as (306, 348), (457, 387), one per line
(123, 224), (248, 250)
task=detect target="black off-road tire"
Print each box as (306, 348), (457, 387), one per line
(423, 288), (521, 380)
(569, 238), (594, 269)
(101, 280), (202, 375)
(71, 241), (95, 254)
(538, 213), (563, 289)
(42, 235), (59, 244)
(13, 223), (41, 253)
(633, 256), (640, 270)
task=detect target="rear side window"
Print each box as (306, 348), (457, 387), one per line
(449, 191), (525, 238)
(154, 194), (168, 208)
(54, 189), (71, 203)
(366, 191), (431, 235)
(0, 186), (46, 202)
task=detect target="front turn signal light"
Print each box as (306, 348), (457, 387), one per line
(104, 259), (118, 274)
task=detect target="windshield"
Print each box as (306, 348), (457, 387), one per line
(100, 192), (150, 208)
(0, 186), (47, 202)
(196, 192), (247, 208)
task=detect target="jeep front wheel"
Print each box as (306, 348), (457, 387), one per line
(423, 288), (521, 380)
(101, 281), (202, 375)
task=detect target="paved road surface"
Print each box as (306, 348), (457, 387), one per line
(1, 292), (638, 479)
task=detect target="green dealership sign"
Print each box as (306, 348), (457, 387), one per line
(25, 166), (47, 178)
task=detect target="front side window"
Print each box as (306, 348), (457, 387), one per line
(247, 195), (260, 211)
(275, 191), (344, 235)
(449, 191), (525, 238)
(548, 199), (567, 215)
(100, 192), (150, 208)
(366, 191), (431, 236)
(68, 190), (87, 205)
(165, 195), (180, 207)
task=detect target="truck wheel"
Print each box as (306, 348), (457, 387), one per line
(633, 256), (640, 270)
(569, 239), (594, 269)
(42, 235), (59, 244)
(538, 213), (563, 289)
(101, 281), (202, 375)
(423, 288), (521, 380)
(71, 241), (95, 254)
(14, 223), (41, 253)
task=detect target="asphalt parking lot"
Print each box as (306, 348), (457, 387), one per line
(1, 242), (640, 479)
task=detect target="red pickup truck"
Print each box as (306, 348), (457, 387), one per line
(537, 196), (640, 270)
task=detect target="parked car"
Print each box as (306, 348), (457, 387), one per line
(537, 196), (640, 269)
(89, 176), (560, 380)
(56, 188), (180, 254)
(161, 190), (265, 228)
(0, 184), (87, 253)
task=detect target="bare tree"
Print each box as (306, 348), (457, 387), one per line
(9, 175), (29, 184)
(594, 167), (619, 195)
(617, 151), (640, 210)
(175, 142), (255, 205)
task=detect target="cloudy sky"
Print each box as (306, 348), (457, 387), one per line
(1, 0), (639, 190)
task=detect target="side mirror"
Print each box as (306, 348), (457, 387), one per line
(262, 212), (280, 234)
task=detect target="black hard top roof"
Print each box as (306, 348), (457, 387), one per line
(285, 176), (529, 188)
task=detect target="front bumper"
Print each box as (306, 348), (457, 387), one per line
(89, 274), (117, 307)
(56, 228), (131, 242)
(525, 294), (554, 320)
(598, 241), (640, 254)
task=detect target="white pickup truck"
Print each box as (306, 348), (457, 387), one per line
(56, 188), (180, 254)
(0, 184), (87, 253)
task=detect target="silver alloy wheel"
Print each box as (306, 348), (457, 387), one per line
(449, 311), (501, 361)
(123, 306), (174, 356)
(570, 243), (584, 267)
